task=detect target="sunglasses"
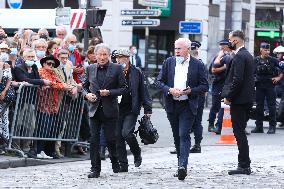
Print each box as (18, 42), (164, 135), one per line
(46, 61), (55, 67)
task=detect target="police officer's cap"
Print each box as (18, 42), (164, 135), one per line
(219, 39), (229, 46)
(191, 41), (201, 50)
(260, 42), (270, 49)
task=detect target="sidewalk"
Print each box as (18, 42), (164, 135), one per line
(0, 152), (90, 169)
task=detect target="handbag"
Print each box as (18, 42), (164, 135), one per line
(135, 115), (159, 145)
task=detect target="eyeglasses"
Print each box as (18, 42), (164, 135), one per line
(46, 61), (55, 67)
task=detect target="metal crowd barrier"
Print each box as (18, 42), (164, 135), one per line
(7, 84), (84, 157)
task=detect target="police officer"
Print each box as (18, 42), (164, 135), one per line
(208, 40), (231, 132)
(189, 41), (208, 153)
(251, 42), (283, 134)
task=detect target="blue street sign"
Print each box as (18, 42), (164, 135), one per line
(179, 21), (202, 34)
(7, 0), (23, 9)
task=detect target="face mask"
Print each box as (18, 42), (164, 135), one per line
(25, 60), (35, 67)
(36, 50), (45, 59)
(133, 49), (137, 54)
(121, 63), (127, 69)
(10, 48), (18, 55)
(68, 44), (76, 53)
(176, 56), (185, 64)
(228, 41), (236, 50)
(0, 52), (9, 62)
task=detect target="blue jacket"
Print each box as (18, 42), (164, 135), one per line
(155, 56), (208, 115)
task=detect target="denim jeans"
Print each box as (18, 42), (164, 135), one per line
(215, 108), (224, 131)
(167, 100), (195, 169)
(192, 95), (205, 145)
(115, 113), (139, 166)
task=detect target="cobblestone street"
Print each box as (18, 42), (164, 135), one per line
(1, 145), (284, 189)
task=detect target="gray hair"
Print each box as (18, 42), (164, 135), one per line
(63, 34), (77, 44)
(94, 43), (111, 55)
(56, 26), (67, 35)
(175, 38), (191, 49)
(32, 38), (48, 49)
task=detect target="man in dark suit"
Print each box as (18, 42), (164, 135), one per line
(129, 45), (142, 68)
(155, 38), (208, 180)
(83, 43), (127, 178)
(115, 48), (152, 172)
(222, 30), (255, 175)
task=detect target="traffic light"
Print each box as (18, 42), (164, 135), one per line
(86, 9), (106, 27)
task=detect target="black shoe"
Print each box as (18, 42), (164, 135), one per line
(88, 171), (100, 178)
(245, 129), (250, 135)
(267, 126), (276, 134)
(112, 161), (120, 173)
(251, 127), (264, 133)
(52, 152), (61, 159)
(119, 165), (128, 172)
(190, 145), (201, 153)
(100, 146), (106, 160)
(134, 154), (142, 167)
(228, 167), (251, 175)
(208, 124), (215, 132)
(214, 128), (221, 135)
(170, 149), (177, 154)
(177, 167), (187, 180)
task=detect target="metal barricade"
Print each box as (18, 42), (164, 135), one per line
(7, 84), (84, 157)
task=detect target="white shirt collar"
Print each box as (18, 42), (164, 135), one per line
(235, 45), (244, 54)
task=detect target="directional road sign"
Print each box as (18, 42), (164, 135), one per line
(179, 21), (202, 34)
(121, 9), (161, 16)
(138, 0), (168, 8)
(56, 7), (71, 16)
(121, 19), (160, 26)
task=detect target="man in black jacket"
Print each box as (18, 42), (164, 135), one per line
(114, 48), (152, 172)
(222, 30), (255, 175)
(83, 43), (128, 178)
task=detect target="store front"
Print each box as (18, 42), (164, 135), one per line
(254, 9), (282, 55)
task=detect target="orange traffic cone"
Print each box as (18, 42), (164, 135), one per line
(215, 105), (236, 144)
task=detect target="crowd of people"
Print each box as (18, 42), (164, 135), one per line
(0, 26), (284, 181)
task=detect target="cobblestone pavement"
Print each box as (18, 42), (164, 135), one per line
(0, 145), (284, 189)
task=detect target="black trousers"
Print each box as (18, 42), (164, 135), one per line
(89, 107), (118, 172)
(230, 103), (252, 168)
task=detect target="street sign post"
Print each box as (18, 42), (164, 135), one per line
(179, 21), (202, 34)
(138, 0), (168, 8)
(121, 9), (161, 16)
(121, 19), (160, 26)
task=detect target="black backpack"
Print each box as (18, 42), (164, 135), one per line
(135, 115), (159, 145)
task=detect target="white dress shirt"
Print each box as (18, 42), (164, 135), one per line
(173, 57), (190, 101)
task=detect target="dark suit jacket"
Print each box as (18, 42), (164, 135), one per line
(83, 62), (127, 118)
(127, 65), (152, 115)
(222, 47), (255, 104)
(135, 54), (142, 68)
(14, 63), (44, 85)
(155, 56), (208, 115)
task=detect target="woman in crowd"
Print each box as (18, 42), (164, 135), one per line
(37, 55), (72, 159)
